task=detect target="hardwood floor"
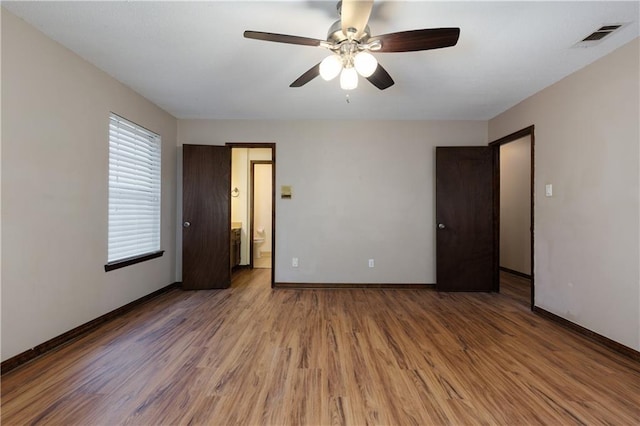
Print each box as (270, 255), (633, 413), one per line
(2, 270), (639, 425)
(499, 270), (531, 307)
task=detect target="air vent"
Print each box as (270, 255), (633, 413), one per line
(572, 23), (627, 48)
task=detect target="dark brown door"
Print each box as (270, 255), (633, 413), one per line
(436, 146), (495, 292)
(182, 144), (231, 290)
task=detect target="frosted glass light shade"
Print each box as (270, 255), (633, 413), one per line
(340, 67), (358, 90)
(354, 51), (378, 77)
(319, 55), (343, 81)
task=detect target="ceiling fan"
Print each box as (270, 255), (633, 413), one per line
(243, 0), (460, 91)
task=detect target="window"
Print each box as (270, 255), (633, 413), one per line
(105, 113), (162, 271)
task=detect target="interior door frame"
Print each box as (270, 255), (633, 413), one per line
(489, 125), (535, 310)
(249, 160), (273, 269)
(226, 142), (276, 288)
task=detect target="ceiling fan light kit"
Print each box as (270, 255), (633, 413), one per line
(340, 66), (359, 90)
(320, 48), (378, 90)
(353, 51), (377, 77)
(319, 54), (343, 81)
(244, 0), (460, 92)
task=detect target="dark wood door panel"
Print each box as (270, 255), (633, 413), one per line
(436, 146), (494, 292)
(182, 145), (231, 290)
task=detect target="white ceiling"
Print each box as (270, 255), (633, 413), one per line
(4, 1), (639, 120)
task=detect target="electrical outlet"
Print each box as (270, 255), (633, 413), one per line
(292, 257), (299, 268)
(368, 259), (375, 268)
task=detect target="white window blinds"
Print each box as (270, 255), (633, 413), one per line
(108, 113), (161, 263)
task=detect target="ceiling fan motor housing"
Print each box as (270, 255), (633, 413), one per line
(327, 19), (370, 44)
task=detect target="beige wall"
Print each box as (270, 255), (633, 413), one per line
(489, 38), (640, 350)
(178, 119), (488, 284)
(231, 148), (248, 228)
(500, 136), (531, 275)
(1, 9), (178, 361)
(253, 163), (273, 257)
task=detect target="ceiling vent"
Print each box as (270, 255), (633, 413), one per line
(572, 23), (627, 48)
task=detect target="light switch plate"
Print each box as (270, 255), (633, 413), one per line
(281, 185), (292, 199)
(545, 184), (553, 197)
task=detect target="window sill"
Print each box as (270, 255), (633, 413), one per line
(104, 250), (164, 272)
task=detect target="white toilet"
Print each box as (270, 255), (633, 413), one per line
(253, 227), (265, 258)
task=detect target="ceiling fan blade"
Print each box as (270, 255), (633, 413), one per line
(366, 63), (394, 90)
(341, 0), (373, 39)
(244, 31), (324, 47)
(371, 28), (460, 53)
(290, 63), (321, 87)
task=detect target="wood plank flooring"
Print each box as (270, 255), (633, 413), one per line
(499, 270), (530, 307)
(2, 270), (639, 425)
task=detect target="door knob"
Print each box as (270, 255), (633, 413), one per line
(438, 223), (446, 229)
(183, 221), (191, 228)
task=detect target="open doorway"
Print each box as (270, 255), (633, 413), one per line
(228, 143), (276, 286)
(491, 126), (535, 309)
(251, 161), (273, 269)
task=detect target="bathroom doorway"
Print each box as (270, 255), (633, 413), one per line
(228, 143), (275, 285)
(250, 161), (273, 269)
